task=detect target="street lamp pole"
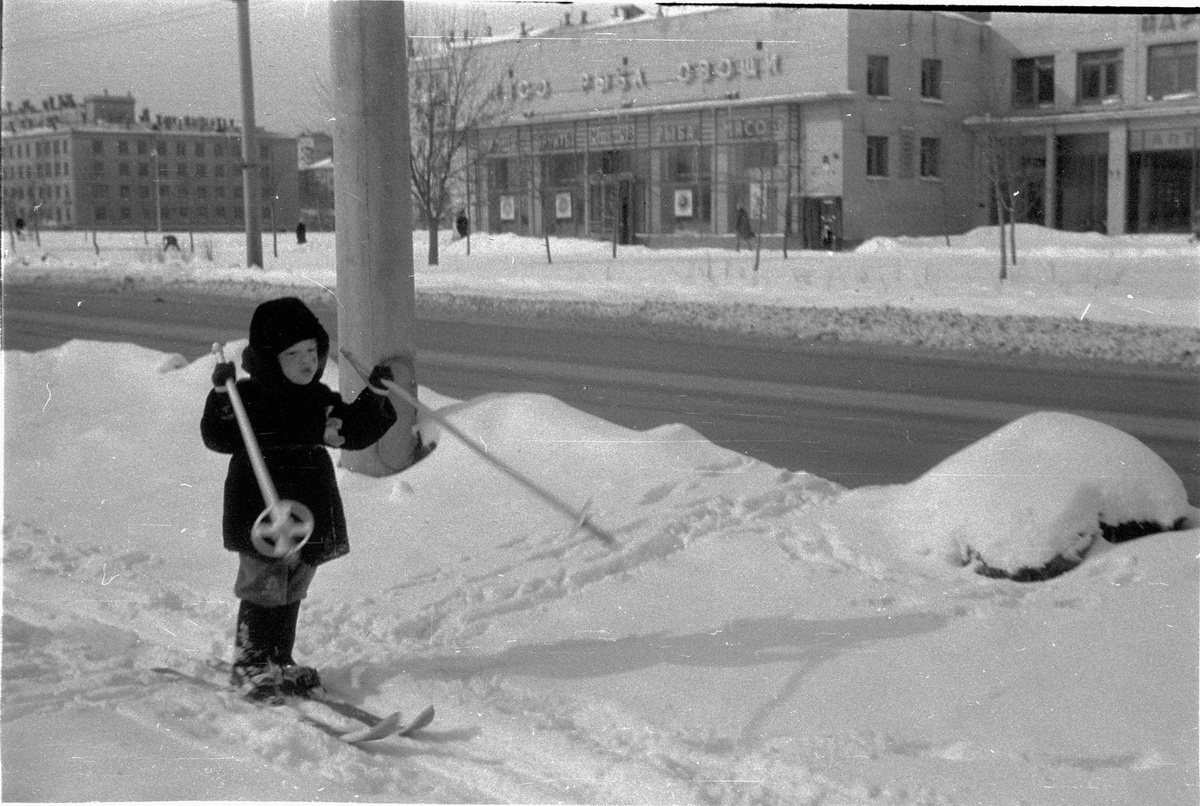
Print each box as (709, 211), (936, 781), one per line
(233, 0), (264, 268)
(152, 148), (163, 240)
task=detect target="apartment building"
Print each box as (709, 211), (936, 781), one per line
(2, 91), (298, 233)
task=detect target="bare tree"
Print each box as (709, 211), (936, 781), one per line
(408, 10), (512, 265)
(977, 119), (1047, 281)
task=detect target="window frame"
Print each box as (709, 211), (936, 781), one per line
(1077, 49), (1123, 104)
(1147, 41), (1198, 100)
(866, 54), (890, 97)
(919, 137), (941, 179)
(921, 58), (944, 100)
(1012, 55), (1055, 107)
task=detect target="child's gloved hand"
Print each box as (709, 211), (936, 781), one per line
(212, 361), (236, 389)
(367, 363), (394, 390)
(323, 406), (345, 447)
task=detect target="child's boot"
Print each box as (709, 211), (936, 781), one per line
(273, 601), (322, 697)
(231, 600), (284, 704)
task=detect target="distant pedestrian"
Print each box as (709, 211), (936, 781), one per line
(295, 222), (307, 245)
(14, 217), (25, 240)
(163, 235), (180, 251)
(735, 205), (754, 251)
(455, 209), (469, 240)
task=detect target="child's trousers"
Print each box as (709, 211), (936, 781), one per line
(232, 552), (316, 672)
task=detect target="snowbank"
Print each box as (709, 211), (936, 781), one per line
(6, 225), (1199, 366)
(3, 226), (1199, 803)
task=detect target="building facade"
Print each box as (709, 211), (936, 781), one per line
(466, 7), (1197, 246)
(975, 11), (1199, 235)
(2, 92), (298, 234)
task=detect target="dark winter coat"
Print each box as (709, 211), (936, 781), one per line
(201, 375), (396, 567)
(735, 207), (755, 240)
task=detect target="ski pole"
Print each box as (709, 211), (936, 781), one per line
(340, 348), (619, 548)
(212, 343), (314, 560)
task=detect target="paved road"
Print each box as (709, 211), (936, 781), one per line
(6, 283), (1198, 497)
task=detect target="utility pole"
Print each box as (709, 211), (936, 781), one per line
(331, 0), (419, 475)
(234, 0), (264, 268)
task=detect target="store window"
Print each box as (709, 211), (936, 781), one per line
(1147, 41), (1198, 100)
(919, 137), (941, 178)
(1013, 56), (1055, 107)
(866, 136), (889, 177)
(921, 59), (943, 100)
(867, 55), (890, 97)
(1078, 50), (1122, 103)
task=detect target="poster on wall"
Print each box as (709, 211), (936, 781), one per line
(555, 192), (573, 220)
(499, 195), (516, 221)
(673, 188), (694, 218)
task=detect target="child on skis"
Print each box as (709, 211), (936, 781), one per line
(201, 296), (397, 702)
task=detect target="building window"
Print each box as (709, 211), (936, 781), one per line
(1147, 41), (1198, 100)
(867, 55), (890, 96)
(194, 142), (205, 157)
(176, 143), (186, 157)
(94, 206), (107, 221)
(1078, 50), (1122, 103)
(1013, 56), (1055, 107)
(117, 140), (129, 155)
(138, 141), (148, 155)
(921, 58), (943, 100)
(119, 162), (130, 176)
(214, 164), (225, 177)
(92, 139), (104, 154)
(866, 135), (889, 177)
(93, 161), (105, 177)
(920, 137), (941, 178)
(139, 162), (149, 177)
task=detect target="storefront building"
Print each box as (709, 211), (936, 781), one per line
(469, 6), (991, 249)
(468, 7), (1198, 246)
(973, 12), (1199, 235)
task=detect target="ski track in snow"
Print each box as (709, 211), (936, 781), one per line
(4, 227), (1196, 804)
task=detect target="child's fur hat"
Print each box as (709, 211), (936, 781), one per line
(242, 297), (330, 383)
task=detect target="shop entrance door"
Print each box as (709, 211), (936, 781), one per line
(801, 196), (842, 250)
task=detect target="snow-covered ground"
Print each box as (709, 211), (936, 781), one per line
(3, 227), (1198, 804)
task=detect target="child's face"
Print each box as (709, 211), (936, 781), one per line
(278, 339), (320, 385)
